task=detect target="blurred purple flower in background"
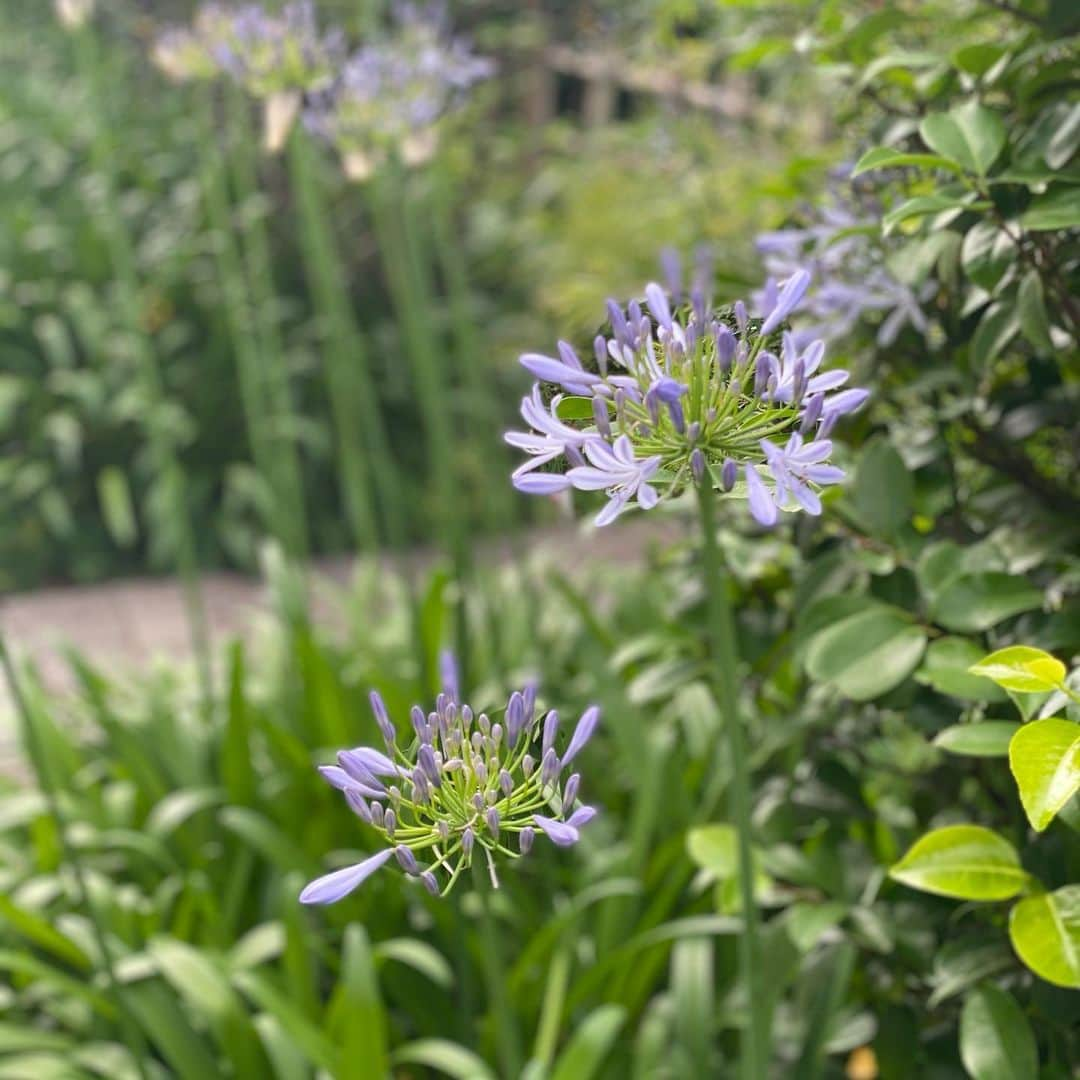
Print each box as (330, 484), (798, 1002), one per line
(755, 168), (936, 348)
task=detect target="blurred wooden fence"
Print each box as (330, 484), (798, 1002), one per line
(524, 43), (754, 129)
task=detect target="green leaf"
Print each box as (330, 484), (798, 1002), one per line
(550, 1005), (626, 1080)
(1017, 271), (1054, 352)
(931, 574), (1043, 633)
(392, 1040), (498, 1080)
(959, 984), (1038, 1080)
(917, 637), (1008, 702)
(934, 722), (1019, 758)
(95, 467), (137, 548)
(969, 302), (1019, 367)
(1046, 103), (1080, 169)
(851, 147), (962, 177)
(960, 222), (1016, 292)
(1009, 718), (1080, 831)
(851, 437), (912, 537)
(1020, 186), (1080, 230)
(889, 825), (1030, 901)
(919, 103), (1007, 175)
(374, 938), (454, 989)
(928, 942), (1015, 1008)
(328, 925), (388, 1080)
(882, 193), (986, 232)
(803, 605), (926, 701)
(685, 824), (773, 904)
(1008, 886), (1080, 988)
(0, 894), (91, 970)
(969, 646), (1066, 692)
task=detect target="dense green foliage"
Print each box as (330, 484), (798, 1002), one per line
(1, 0), (1078, 1077)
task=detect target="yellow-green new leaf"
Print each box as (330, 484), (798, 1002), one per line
(1009, 886), (1080, 988)
(969, 646), (1066, 693)
(889, 825), (1029, 901)
(1009, 718), (1080, 831)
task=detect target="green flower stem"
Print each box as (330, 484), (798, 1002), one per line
(224, 86), (310, 559)
(696, 476), (767, 1080)
(72, 24), (212, 714)
(287, 129), (392, 555)
(0, 635), (151, 1080)
(367, 169), (472, 689)
(471, 858), (523, 1077)
(196, 86), (296, 555)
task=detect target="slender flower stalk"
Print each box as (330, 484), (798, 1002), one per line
(69, 12), (213, 714)
(300, 671), (600, 903)
(698, 476), (766, 1079)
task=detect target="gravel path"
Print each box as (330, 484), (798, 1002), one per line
(0, 518), (680, 775)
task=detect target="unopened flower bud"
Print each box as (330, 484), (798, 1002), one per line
(721, 458), (737, 492)
(370, 802), (385, 828)
(421, 871), (439, 896)
(395, 845), (418, 874)
(593, 396), (611, 437)
(563, 773), (580, 807)
(519, 827), (535, 855)
(691, 448), (706, 485)
(540, 747), (560, 788)
(383, 808), (397, 837)
(543, 711), (559, 756)
(522, 754), (536, 778)
(800, 393), (823, 434)
(462, 827), (475, 856)
(478, 712), (491, 736)
(499, 768), (514, 797)
(486, 807), (500, 839)
(437, 819), (450, 842)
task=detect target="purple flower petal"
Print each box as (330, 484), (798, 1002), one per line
(566, 805), (597, 829)
(760, 269), (811, 336)
(514, 473), (573, 495)
(534, 815), (580, 847)
(299, 849), (393, 905)
(562, 705), (600, 766)
(745, 465), (778, 527)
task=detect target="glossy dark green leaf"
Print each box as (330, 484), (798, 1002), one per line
(919, 103), (1007, 175)
(931, 573), (1043, 633)
(959, 984), (1038, 1080)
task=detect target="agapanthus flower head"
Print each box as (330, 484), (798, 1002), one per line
(755, 170), (934, 348)
(302, 2), (493, 179)
(300, 674), (599, 904)
(210, 1), (345, 98)
(506, 256), (868, 528)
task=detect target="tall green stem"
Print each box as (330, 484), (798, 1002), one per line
(368, 169), (471, 690)
(72, 25), (212, 713)
(0, 634), (151, 1079)
(196, 86), (297, 556)
(696, 478), (766, 1079)
(471, 857), (522, 1077)
(226, 88), (310, 559)
(288, 131), (394, 555)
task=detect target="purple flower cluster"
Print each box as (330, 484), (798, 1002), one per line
(755, 172), (933, 348)
(300, 658), (599, 904)
(151, 3), (343, 97)
(303, 3), (494, 176)
(506, 254), (868, 528)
